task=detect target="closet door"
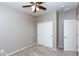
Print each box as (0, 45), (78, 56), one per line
(37, 21), (53, 48)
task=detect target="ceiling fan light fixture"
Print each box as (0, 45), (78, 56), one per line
(22, 2), (47, 13)
(36, 7), (39, 11)
(32, 5), (36, 12)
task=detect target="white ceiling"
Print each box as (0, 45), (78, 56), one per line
(0, 2), (78, 16)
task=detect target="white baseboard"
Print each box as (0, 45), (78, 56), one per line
(78, 52), (79, 56)
(58, 46), (63, 48)
(6, 43), (37, 56)
(38, 44), (57, 51)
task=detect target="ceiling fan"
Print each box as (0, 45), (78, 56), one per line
(22, 2), (47, 13)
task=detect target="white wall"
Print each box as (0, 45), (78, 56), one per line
(0, 5), (36, 55)
(36, 12), (57, 49)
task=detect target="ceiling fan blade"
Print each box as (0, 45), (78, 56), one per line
(30, 2), (34, 4)
(30, 2), (43, 4)
(36, 2), (43, 4)
(22, 5), (31, 8)
(38, 6), (47, 10)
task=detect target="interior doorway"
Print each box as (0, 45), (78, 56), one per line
(64, 20), (77, 51)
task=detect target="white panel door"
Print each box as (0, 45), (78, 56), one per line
(37, 21), (53, 48)
(64, 20), (77, 51)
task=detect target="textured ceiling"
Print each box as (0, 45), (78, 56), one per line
(0, 2), (78, 16)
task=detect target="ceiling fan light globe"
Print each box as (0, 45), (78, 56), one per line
(32, 5), (36, 11)
(36, 7), (39, 11)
